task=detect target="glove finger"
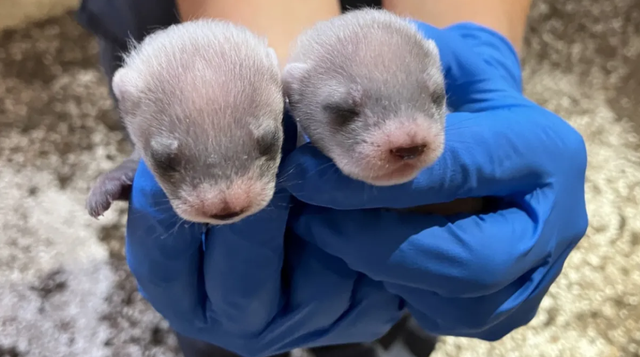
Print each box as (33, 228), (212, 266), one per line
(201, 184), (290, 336)
(444, 23), (523, 94)
(126, 159), (208, 326)
(292, 189), (555, 298)
(285, 108), (577, 210)
(255, 237), (360, 353)
(411, 21), (522, 113)
(272, 278), (403, 353)
(251, 237), (402, 355)
(385, 239), (574, 339)
(201, 110), (300, 335)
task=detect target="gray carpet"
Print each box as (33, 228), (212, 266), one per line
(0, 1), (639, 356)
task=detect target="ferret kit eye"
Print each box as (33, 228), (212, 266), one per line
(149, 137), (181, 173)
(152, 152), (181, 174)
(256, 130), (280, 159)
(323, 103), (360, 127)
(430, 89), (446, 108)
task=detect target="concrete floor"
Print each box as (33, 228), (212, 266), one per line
(0, 1), (639, 356)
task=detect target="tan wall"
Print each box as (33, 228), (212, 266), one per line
(0, 0), (79, 31)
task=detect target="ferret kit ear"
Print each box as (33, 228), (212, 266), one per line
(111, 67), (139, 102)
(267, 47), (279, 67)
(281, 63), (309, 95)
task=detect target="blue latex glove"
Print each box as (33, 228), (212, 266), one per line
(284, 22), (589, 339)
(125, 113), (403, 357)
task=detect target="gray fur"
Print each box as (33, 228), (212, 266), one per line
(283, 8), (447, 186)
(86, 19), (284, 224)
(283, 8), (488, 215)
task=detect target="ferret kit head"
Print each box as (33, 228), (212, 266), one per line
(112, 19), (284, 225)
(283, 9), (446, 186)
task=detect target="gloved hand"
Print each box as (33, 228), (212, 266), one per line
(124, 113), (403, 357)
(284, 22), (589, 339)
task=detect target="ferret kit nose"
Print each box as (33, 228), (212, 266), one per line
(209, 209), (247, 221)
(390, 145), (427, 160)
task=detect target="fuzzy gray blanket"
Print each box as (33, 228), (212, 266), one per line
(1, 1), (639, 356)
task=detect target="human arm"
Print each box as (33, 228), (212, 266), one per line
(175, 0), (341, 66)
(283, 21), (588, 339)
(382, 0), (532, 53)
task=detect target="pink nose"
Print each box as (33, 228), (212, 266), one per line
(390, 145), (426, 160)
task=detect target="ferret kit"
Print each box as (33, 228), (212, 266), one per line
(86, 19), (285, 225)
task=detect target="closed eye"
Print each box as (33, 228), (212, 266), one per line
(323, 103), (360, 127)
(149, 137), (181, 174)
(256, 130), (281, 160)
(152, 153), (180, 174)
(430, 89), (446, 109)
